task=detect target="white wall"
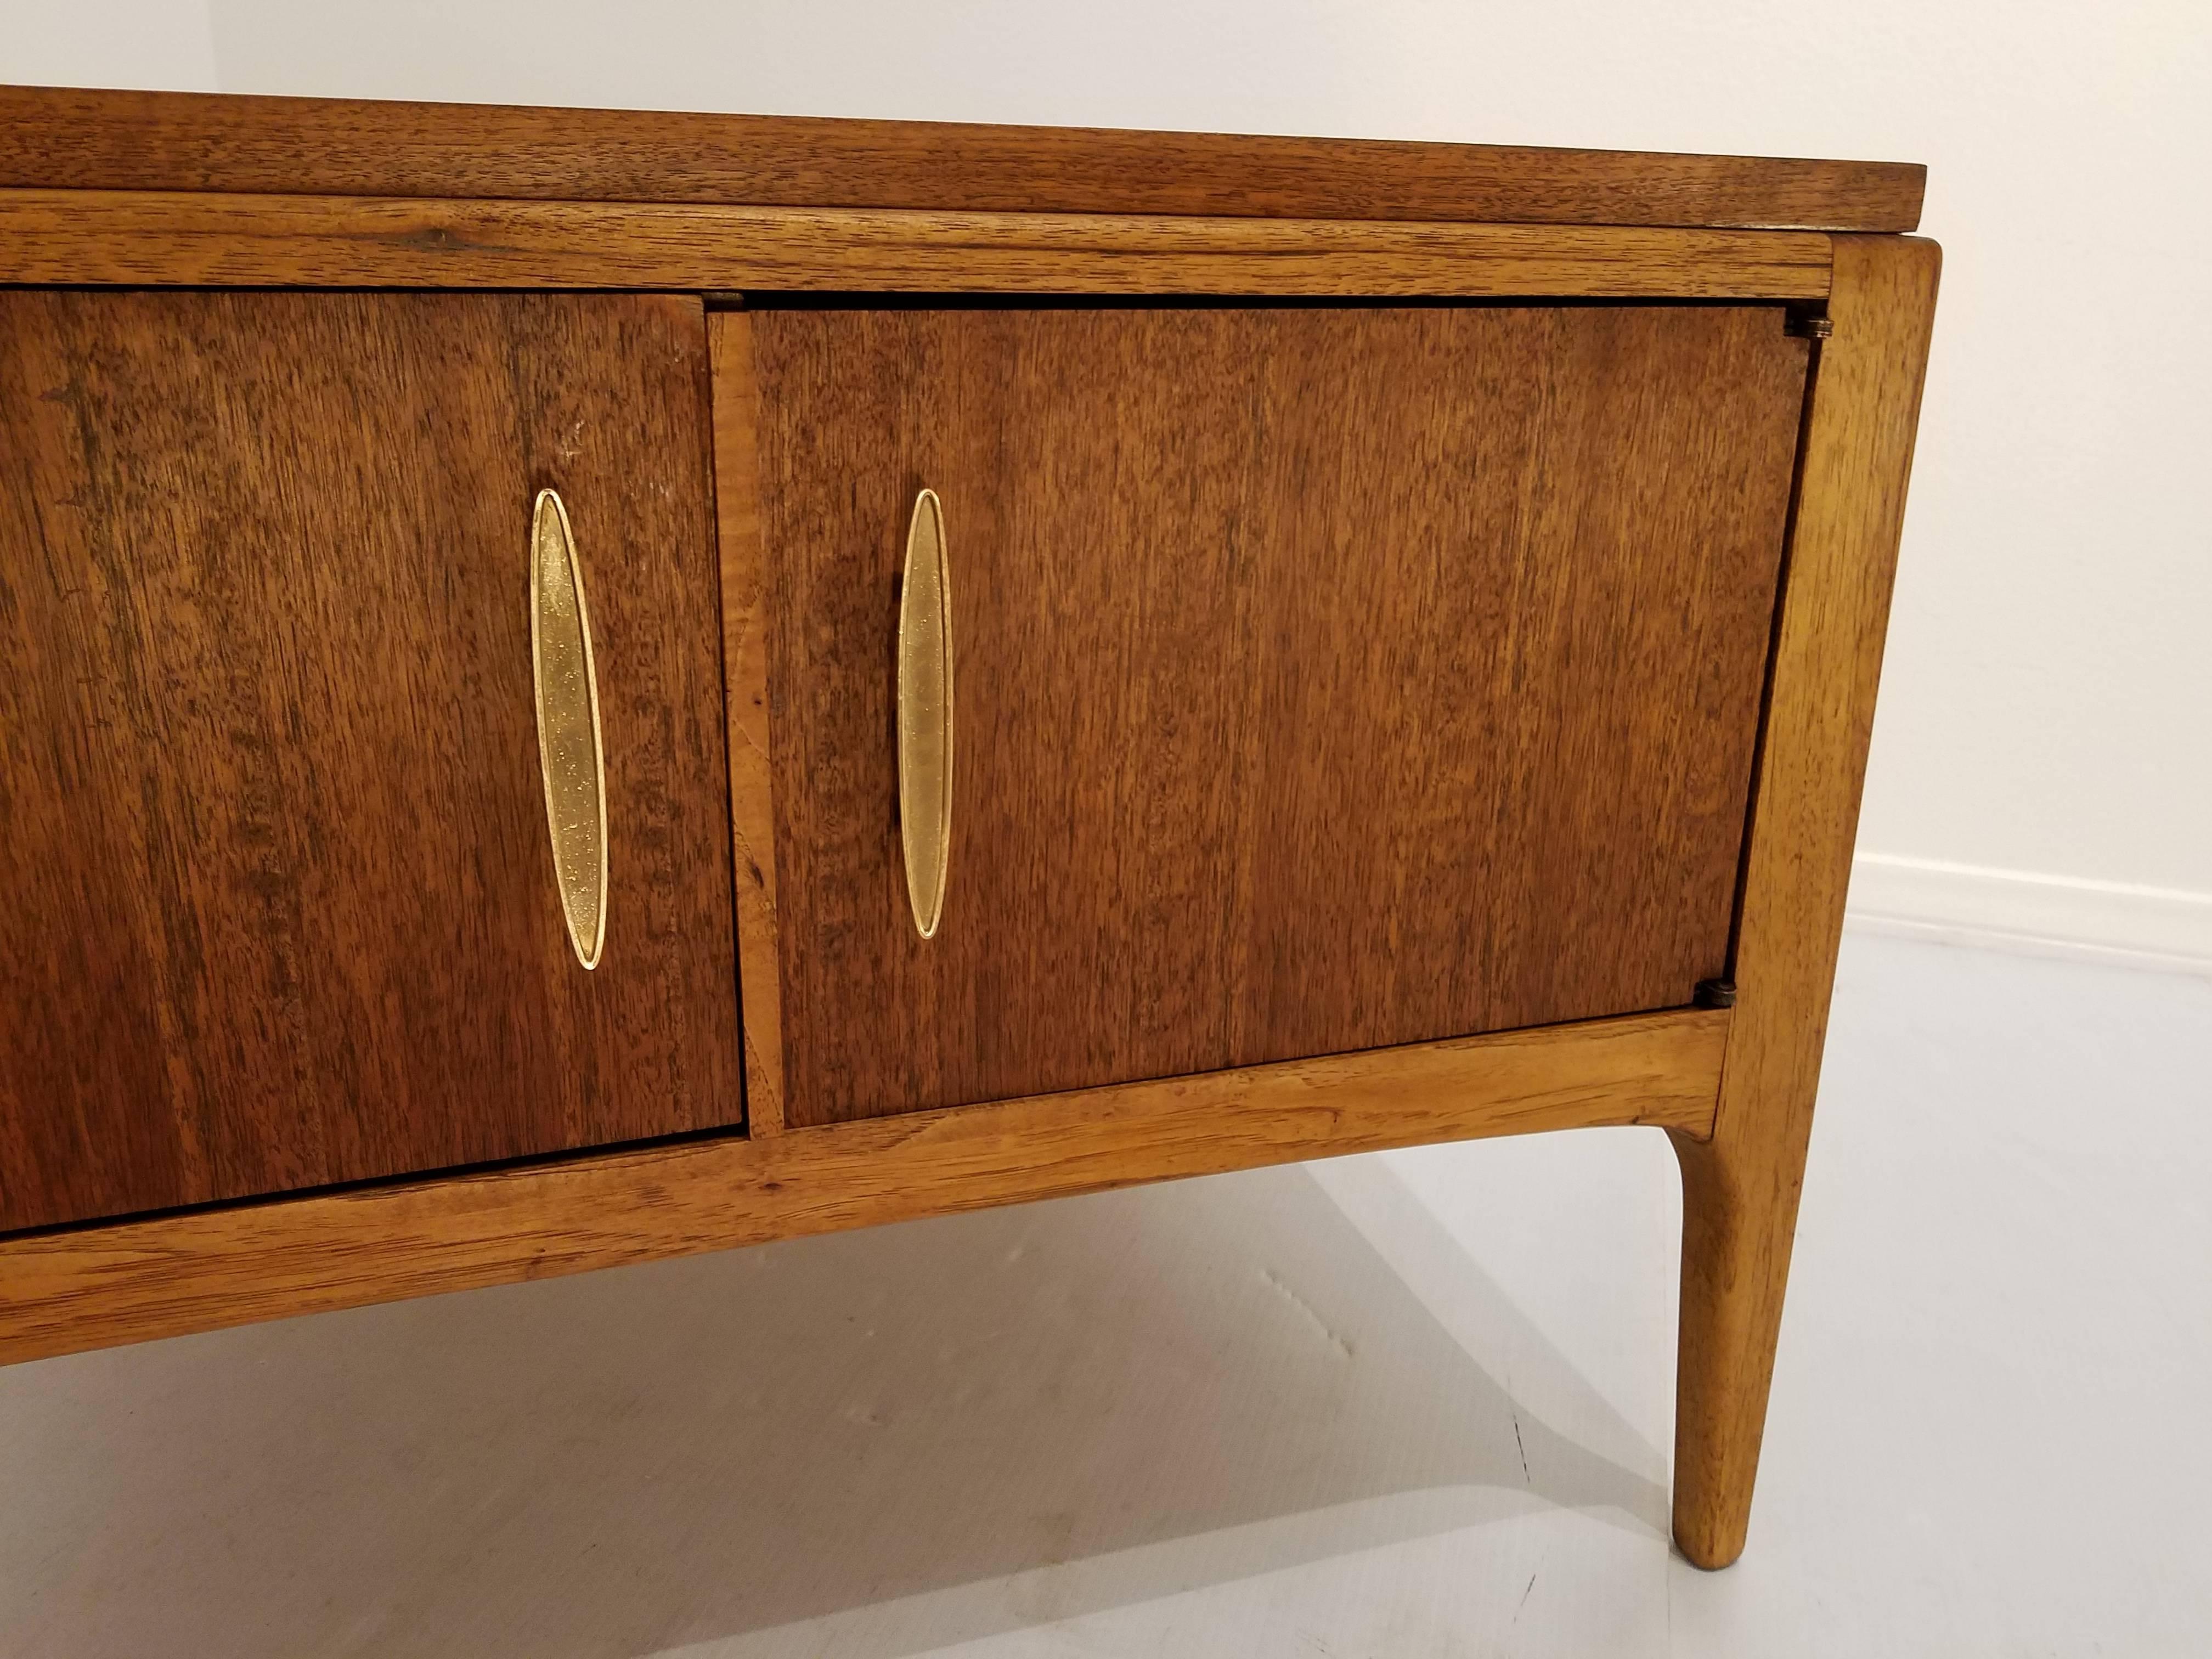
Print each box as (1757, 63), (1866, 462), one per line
(10, 0), (2211, 968)
(2, 0), (215, 89)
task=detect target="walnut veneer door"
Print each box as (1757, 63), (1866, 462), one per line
(743, 304), (1808, 1128)
(0, 291), (742, 1232)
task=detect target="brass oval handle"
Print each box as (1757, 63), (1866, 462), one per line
(529, 488), (608, 969)
(897, 488), (953, 939)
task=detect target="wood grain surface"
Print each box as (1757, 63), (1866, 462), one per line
(744, 304), (1808, 1127)
(0, 83), (1925, 232)
(0, 291), (743, 1233)
(0, 190), (1836, 300)
(711, 313), (787, 1136)
(0, 1007), (1727, 1367)
(1670, 237), (1942, 1569)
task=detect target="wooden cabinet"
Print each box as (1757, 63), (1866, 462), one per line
(0, 86), (1939, 1575)
(0, 290), (743, 1232)
(736, 304), (1807, 1126)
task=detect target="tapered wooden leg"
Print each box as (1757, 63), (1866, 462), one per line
(1669, 1115), (1815, 1568)
(1666, 234), (1941, 1569)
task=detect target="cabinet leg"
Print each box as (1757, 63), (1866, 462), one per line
(1663, 235), (1941, 1570)
(1667, 1114), (1813, 1570)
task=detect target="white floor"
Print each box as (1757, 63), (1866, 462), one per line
(3, 933), (2208, 1656)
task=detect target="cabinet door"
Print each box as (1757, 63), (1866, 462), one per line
(738, 304), (1808, 1128)
(0, 291), (742, 1232)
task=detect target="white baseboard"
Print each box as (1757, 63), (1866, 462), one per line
(1846, 854), (2212, 978)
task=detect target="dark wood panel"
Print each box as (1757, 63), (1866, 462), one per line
(0, 290), (742, 1232)
(747, 305), (1807, 1127)
(0, 84), (1925, 232)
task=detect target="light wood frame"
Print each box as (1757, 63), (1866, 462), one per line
(0, 98), (1938, 1575)
(0, 1010), (1724, 1367)
(1670, 234), (1940, 1566)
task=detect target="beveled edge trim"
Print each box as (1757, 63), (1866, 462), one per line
(0, 1007), (1728, 1366)
(0, 84), (1926, 233)
(0, 191), (1835, 300)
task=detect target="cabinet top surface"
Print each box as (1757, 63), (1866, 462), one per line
(0, 84), (1923, 233)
